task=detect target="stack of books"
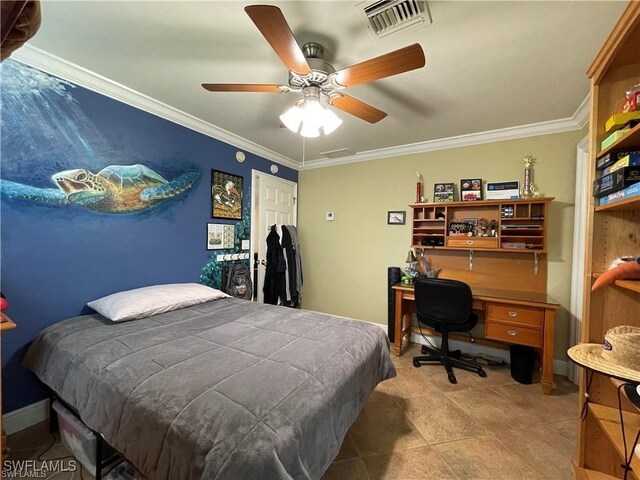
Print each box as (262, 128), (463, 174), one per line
(593, 150), (640, 206)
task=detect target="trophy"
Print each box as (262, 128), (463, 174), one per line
(520, 155), (540, 199)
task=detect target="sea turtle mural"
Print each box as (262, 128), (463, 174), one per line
(0, 164), (200, 214)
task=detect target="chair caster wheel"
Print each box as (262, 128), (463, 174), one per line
(448, 374), (458, 384)
(421, 345), (429, 354)
(478, 369), (487, 378)
(413, 360), (421, 368)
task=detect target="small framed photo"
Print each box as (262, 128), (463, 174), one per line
(211, 170), (243, 220)
(387, 211), (406, 225)
(460, 178), (483, 201)
(207, 223), (235, 250)
(433, 183), (454, 202)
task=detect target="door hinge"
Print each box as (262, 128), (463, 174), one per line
(293, 197), (297, 205)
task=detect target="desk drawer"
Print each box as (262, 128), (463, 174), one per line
(485, 321), (542, 348)
(486, 304), (543, 328)
(446, 237), (498, 249)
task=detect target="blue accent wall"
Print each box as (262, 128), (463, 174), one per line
(0, 60), (297, 412)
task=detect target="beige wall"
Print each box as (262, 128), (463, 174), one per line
(298, 129), (586, 361)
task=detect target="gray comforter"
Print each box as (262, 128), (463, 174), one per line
(24, 297), (395, 480)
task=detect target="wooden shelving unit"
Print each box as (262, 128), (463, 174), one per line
(410, 197), (552, 253)
(576, 3), (640, 479)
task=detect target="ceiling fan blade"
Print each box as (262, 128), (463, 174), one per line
(244, 5), (310, 76)
(333, 44), (425, 87)
(329, 94), (387, 124)
(202, 83), (285, 93)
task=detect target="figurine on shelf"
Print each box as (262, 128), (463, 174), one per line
(479, 218), (489, 236)
(416, 172), (425, 203)
(520, 155), (541, 199)
(402, 250), (420, 285)
(490, 219), (498, 237)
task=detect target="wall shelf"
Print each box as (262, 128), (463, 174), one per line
(595, 196), (640, 212)
(588, 403), (640, 475)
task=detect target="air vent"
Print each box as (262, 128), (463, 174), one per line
(359, 0), (432, 38)
(320, 148), (353, 159)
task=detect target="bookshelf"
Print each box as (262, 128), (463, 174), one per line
(575, 3), (640, 479)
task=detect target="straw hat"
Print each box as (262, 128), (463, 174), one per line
(567, 326), (640, 383)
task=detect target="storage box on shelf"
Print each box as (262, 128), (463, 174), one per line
(576, 3), (640, 480)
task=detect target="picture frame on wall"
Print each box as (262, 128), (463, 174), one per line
(433, 183), (455, 203)
(211, 170), (243, 220)
(387, 211), (406, 225)
(207, 223), (235, 250)
(460, 178), (483, 201)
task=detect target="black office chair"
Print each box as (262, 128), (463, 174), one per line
(412, 277), (487, 384)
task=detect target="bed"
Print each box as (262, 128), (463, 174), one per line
(23, 295), (395, 480)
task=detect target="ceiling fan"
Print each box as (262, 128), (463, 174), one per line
(201, 4), (426, 137)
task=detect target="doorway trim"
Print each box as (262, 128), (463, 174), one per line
(250, 169), (298, 301)
(568, 134), (589, 383)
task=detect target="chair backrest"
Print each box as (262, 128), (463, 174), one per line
(414, 277), (473, 327)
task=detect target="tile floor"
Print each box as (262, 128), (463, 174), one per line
(5, 343), (579, 480)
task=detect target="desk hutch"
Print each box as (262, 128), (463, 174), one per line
(574, 3), (640, 480)
(393, 197), (560, 394)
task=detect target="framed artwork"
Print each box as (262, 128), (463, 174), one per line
(460, 178), (483, 201)
(387, 211), (406, 225)
(433, 183), (454, 202)
(207, 223), (235, 250)
(211, 170), (243, 219)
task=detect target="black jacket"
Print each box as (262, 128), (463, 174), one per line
(263, 226), (287, 305)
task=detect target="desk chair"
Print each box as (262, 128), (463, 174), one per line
(412, 277), (486, 384)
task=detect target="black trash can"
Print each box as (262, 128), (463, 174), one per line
(509, 345), (536, 384)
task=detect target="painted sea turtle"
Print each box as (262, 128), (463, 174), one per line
(0, 164), (199, 213)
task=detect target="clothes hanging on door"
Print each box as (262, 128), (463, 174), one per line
(263, 225), (303, 307)
(283, 225), (303, 305)
(263, 226), (287, 305)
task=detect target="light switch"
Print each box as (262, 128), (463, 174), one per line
(241, 240), (250, 250)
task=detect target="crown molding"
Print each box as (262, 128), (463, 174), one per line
(573, 94), (591, 129)
(12, 45), (591, 172)
(11, 45), (300, 171)
(301, 94), (591, 170)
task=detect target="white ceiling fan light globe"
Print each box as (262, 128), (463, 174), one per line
(321, 108), (342, 135)
(280, 105), (303, 133)
(300, 122), (320, 138)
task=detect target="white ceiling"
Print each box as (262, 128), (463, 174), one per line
(27, 1), (625, 164)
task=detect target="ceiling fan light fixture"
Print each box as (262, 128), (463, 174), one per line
(281, 94), (343, 138)
(300, 122), (320, 138)
(321, 108), (343, 135)
(280, 104), (303, 133)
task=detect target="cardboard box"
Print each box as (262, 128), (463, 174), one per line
(602, 153), (640, 176)
(605, 111), (640, 133)
(598, 182), (640, 206)
(486, 181), (519, 200)
(601, 129), (630, 151)
(593, 167), (640, 197)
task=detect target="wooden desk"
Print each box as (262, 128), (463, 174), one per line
(392, 284), (560, 394)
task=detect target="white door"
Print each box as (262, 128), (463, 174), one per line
(251, 170), (297, 303)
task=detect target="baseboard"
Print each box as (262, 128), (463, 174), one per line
(2, 399), (50, 435)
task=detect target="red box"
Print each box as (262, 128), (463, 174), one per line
(624, 90), (640, 112)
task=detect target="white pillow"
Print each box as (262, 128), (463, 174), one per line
(87, 283), (229, 322)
